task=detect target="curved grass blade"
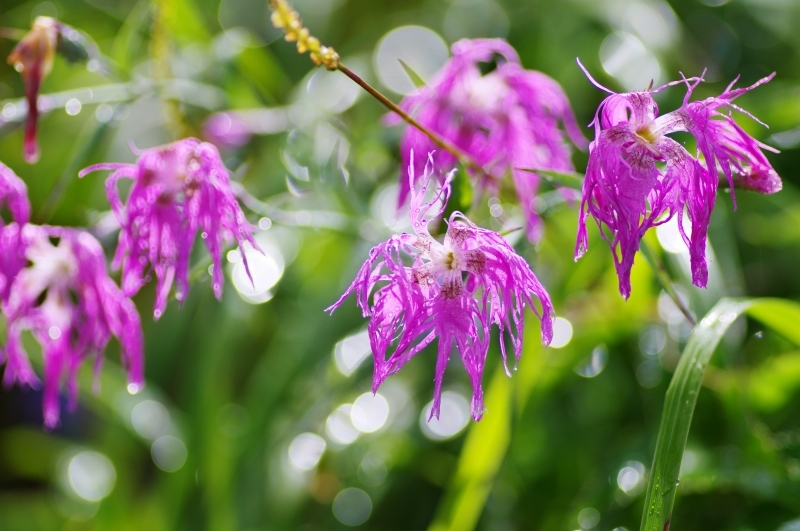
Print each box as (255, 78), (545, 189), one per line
(640, 297), (800, 530)
(640, 298), (753, 531)
(515, 168), (584, 190)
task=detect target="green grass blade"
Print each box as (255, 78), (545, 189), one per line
(514, 168), (585, 190)
(640, 298), (754, 531)
(640, 297), (800, 530)
(398, 59), (427, 88)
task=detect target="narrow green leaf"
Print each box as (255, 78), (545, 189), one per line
(640, 298), (754, 531)
(515, 168), (585, 190)
(640, 297), (800, 530)
(398, 59), (427, 88)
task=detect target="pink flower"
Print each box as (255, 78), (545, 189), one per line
(0, 162), (31, 302)
(203, 112), (253, 149)
(0, 162), (31, 226)
(1, 225), (144, 429)
(80, 138), (259, 319)
(394, 38), (587, 241)
(328, 155), (554, 421)
(575, 62), (781, 298)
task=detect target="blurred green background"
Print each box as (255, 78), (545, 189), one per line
(1, 0), (800, 530)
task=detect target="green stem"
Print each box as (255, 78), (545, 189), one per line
(640, 239), (696, 326)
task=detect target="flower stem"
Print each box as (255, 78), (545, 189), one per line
(268, 0), (488, 179)
(337, 63), (484, 175)
(150, 0), (188, 139)
(639, 239), (696, 326)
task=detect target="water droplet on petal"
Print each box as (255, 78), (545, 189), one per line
(201, 232), (208, 239)
(154, 309), (162, 319)
(127, 383), (140, 394)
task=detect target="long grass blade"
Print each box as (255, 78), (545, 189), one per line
(640, 297), (800, 530)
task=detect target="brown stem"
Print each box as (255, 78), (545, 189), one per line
(337, 63), (488, 178)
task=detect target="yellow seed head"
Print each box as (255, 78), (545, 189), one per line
(268, 0), (339, 70)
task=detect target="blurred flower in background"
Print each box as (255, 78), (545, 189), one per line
(6, 16), (105, 163)
(393, 38), (587, 241)
(2, 225), (143, 429)
(80, 138), (260, 319)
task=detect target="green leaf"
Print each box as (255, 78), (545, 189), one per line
(746, 298), (800, 346)
(640, 297), (800, 531)
(515, 168), (585, 190)
(398, 59), (427, 88)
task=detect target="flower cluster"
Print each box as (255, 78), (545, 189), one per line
(328, 155), (554, 421)
(0, 164), (143, 429)
(575, 63), (781, 298)
(394, 39), (587, 242)
(80, 138), (259, 318)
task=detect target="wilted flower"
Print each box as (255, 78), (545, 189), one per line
(7, 17), (59, 164)
(575, 62), (781, 298)
(0, 162), (31, 302)
(7, 17), (105, 164)
(1, 225), (144, 429)
(394, 38), (587, 241)
(328, 155), (554, 421)
(80, 138), (259, 319)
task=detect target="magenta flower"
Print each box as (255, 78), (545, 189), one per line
(1, 225), (143, 429)
(328, 155), (554, 421)
(203, 112), (253, 149)
(394, 38), (587, 241)
(0, 162), (31, 302)
(575, 63), (781, 298)
(80, 138), (259, 319)
(0, 162), (31, 226)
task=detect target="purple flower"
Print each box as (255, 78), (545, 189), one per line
(80, 138), (259, 319)
(0, 162), (31, 226)
(1, 225), (144, 429)
(394, 38), (587, 241)
(0, 162), (31, 302)
(575, 63), (781, 298)
(328, 155), (554, 421)
(203, 112), (253, 149)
